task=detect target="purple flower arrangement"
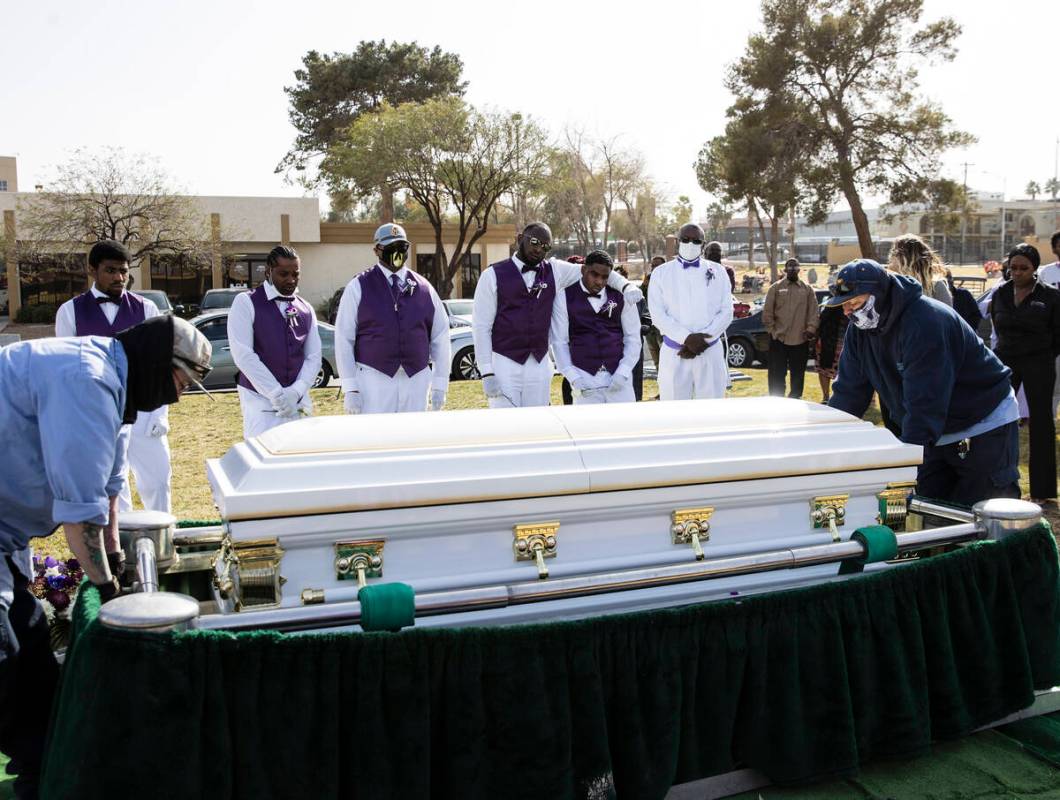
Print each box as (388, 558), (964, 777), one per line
(30, 554), (84, 616)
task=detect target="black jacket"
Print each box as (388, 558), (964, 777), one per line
(990, 280), (1060, 362)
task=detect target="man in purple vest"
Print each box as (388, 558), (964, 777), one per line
(335, 223), (450, 414)
(228, 245), (322, 438)
(472, 222), (643, 408)
(55, 240), (173, 513)
(550, 250), (642, 404)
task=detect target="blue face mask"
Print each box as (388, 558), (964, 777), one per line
(851, 295), (880, 330)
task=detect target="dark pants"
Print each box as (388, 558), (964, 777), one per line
(1008, 355), (1058, 499)
(0, 557), (58, 800)
(768, 338), (809, 398)
(561, 377), (573, 405)
(632, 352), (644, 402)
(917, 421), (1021, 507)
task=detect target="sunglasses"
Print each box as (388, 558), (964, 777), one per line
(679, 237), (703, 245)
(527, 236), (552, 252)
(383, 242), (410, 254)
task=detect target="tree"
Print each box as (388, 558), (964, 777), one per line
(616, 179), (667, 263)
(731, 0), (974, 257)
(1045, 178), (1060, 201)
(884, 177), (977, 237)
(1026, 181), (1041, 200)
(279, 40), (466, 218)
(704, 202), (734, 242)
(324, 98), (548, 298)
(17, 148), (217, 294)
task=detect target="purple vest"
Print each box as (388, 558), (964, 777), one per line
(72, 291), (146, 337)
(353, 266), (435, 377)
(565, 284), (625, 375)
(236, 285), (314, 393)
(491, 259), (556, 364)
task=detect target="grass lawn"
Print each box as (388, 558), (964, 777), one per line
(30, 367), (1058, 560)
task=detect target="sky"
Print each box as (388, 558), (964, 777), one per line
(4, 0), (1059, 220)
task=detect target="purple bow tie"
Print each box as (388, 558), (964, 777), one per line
(680, 258), (700, 269)
(96, 295), (120, 305)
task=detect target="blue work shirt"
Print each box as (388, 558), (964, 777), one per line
(0, 336), (128, 555)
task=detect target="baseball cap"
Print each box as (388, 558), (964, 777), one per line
(171, 316), (214, 397)
(821, 259), (888, 307)
(373, 223), (409, 247)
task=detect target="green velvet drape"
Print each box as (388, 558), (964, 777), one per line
(41, 525), (1060, 800)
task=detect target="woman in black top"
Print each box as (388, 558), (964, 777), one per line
(990, 243), (1060, 503)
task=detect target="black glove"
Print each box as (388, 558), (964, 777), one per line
(107, 550), (127, 585)
(95, 577), (122, 604)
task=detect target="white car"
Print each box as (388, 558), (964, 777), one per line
(443, 299), (473, 326)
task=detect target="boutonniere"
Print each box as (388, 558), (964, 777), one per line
(704, 266), (715, 284)
(403, 278), (416, 297)
(282, 302), (300, 329)
(531, 280), (549, 299)
(602, 299), (618, 318)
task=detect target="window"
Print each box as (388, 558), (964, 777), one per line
(18, 253), (86, 307)
(152, 254), (212, 306)
(196, 317), (229, 343)
(0, 180), (8, 191)
(460, 253), (481, 298)
(224, 255), (269, 289)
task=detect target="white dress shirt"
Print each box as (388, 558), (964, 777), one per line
(55, 285), (160, 337)
(647, 258), (734, 347)
(550, 281), (642, 384)
(473, 254), (631, 375)
(1038, 261), (1060, 289)
(227, 281), (322, 400)
(335, 264), (450, 394)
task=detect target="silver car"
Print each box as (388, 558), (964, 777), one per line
(189, 310), (478, 389)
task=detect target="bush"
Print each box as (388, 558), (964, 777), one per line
(16, 303), (58, 324)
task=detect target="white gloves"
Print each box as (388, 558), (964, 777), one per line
(344, 391), (363, 415)
(606, 373), (630, 394)
(622, 284), (644, 305)
(571, 376), (593, 392)
(147, 417), (169, 438)
(429, 389), (446, 411)
(482, 374), (502, 399)
(269, 388), (297, 419)
(280, 386), (303, 419)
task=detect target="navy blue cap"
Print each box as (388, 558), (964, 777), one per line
(821, 259), (888, 307)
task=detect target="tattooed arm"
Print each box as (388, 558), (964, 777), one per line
(105, 495), (121, 553)
(63, 521), (113, 585)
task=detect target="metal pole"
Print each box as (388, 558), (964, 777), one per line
(907, 498), (976, 524)
(135, 537), (159, 593)
(191, 521), (984, 634)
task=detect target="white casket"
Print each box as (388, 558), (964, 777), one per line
(193, 397), (924, 630)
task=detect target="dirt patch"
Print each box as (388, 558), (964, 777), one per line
(2, 323), (56, 341)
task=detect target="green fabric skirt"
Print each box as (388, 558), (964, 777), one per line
(41, 525), (1060, 800)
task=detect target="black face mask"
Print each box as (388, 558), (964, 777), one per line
(786, 272), (799, 282)
(114, 316), (177, 424)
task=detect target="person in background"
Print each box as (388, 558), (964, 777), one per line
(336, 224), (450, 415)
(815, 285), (849, 403)
(0, 316), (211, 800)
(807, 266), (819, 286)
(641, 256), (665, 375)
(762, 258), (819, 398)
(227, 245), (322, 438)
(559, 255), (586, 405)
(1036, 231), (1060, 417)
(648, 224), (734, 400)
(827, 259), (1020, 507)
(989, 243), (1060, 505)
(887, 234), (952, 306)
(944, 268), (983, 331)
(705, 241), (736, 292)
(55, 240), (172, 513)
(550, 250), (641, 404)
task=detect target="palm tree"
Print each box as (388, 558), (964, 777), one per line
(1045, 178), (1060, 201)
(1025, 180), (1040, 200)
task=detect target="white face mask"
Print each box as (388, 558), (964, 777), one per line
(678, 242), (702, 262)
(851, 295), (880, 330)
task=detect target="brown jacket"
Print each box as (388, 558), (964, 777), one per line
(762, 278), (819, 345)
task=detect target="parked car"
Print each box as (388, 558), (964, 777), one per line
(443, 298), (474, 326)
(199, 288), (248, 312)
(189, 310), (479, 389)
(725, 289), (831, 368)
(132, 289), (186, 317)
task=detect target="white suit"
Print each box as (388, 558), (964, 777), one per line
(227, 282), (322, 439)
(55, 288), (172, 511)
(335, 264), (450, 414)
(647, 257), (734, 401)
(550, 281), (641, 404)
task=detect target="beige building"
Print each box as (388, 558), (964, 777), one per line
(0, 157), (515, 318)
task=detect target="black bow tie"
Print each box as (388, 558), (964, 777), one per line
(272, 295), (295, 302)
(96, 295), (120, 305)
(586, 291), (601, 299)
(521, 264), (541, 274)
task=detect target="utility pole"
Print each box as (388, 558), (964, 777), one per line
(960, 161), (974, 266)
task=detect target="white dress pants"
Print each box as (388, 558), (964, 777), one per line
(126, 409), (172, 513)
(657, 342), (728, 401)
(238, 386), (314, 440)
(358, 364), (431, 414)
(570, 368), (635, 405)
(488, 353), (553, 408)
